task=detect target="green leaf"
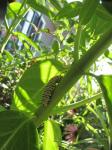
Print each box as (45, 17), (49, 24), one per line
(0, 53), (2, 60)
(86, 9), (112, 35)
(43, 120), (62, 150)
(91, 12), (112, 35)
(0, 106), (6, 112)
(27, 0), (54, 17)
(0, 110), (39, 150)
(94, 19), (111, 35)
(49, 0), (62, 11)
(105, 50), (112, 60)
(13, 32), (40, 51)
(7, 2), (23, 18)
(12, 60), (62, 114)
(52, 93), (102, 115)
(67, 34), (74, 43)
(3, 50), (14, 62)
(79, 0), (99, 25)
(97, 75), (112, 124)
(52, 40), (60, 54)
(55, 2), (81, 20)
(96, 5), (112, 21)
(36, 0), (45, 5)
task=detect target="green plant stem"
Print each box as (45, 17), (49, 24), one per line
(96, 109), (110, 143)
(52, 92), (102, 115)
(0, 8), (29, 53)
(34, 27), (112, 127)
(74, 23), (82, 60)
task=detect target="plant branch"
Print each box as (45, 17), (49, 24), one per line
(34, 27), (112, 127)
(51, 92), (102, 115)
(0, 5), (29, 53)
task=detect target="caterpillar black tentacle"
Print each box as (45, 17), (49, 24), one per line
(42, 75), (62, 107)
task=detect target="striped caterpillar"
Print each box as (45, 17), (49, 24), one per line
(42, 75), (62, 107)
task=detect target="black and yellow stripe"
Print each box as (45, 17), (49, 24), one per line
(42, 75), (62, 107)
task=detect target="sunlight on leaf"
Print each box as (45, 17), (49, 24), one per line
(40, 60), (60, 83)
(43, 120), (62, 150)
(13, 86), (37, 113)
(7, 2), (24, 18)
(12, 60), (62, 114)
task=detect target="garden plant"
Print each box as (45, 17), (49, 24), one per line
(0, 0), (112, 150)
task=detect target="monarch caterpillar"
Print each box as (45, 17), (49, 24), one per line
(42, 75), (62, 107)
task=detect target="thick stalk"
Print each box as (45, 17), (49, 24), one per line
(34, 27), (112, 127)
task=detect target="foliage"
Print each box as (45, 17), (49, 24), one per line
(0, 0), (112, 149)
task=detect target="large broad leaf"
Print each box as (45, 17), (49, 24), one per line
(79, 0), (99, 25)
(12, 59), (63, 114)
(97, 75), (112, 123)
(55, 2), (81, 20)
(0, 110), (39, 150)
(43, 120), (62, 150)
